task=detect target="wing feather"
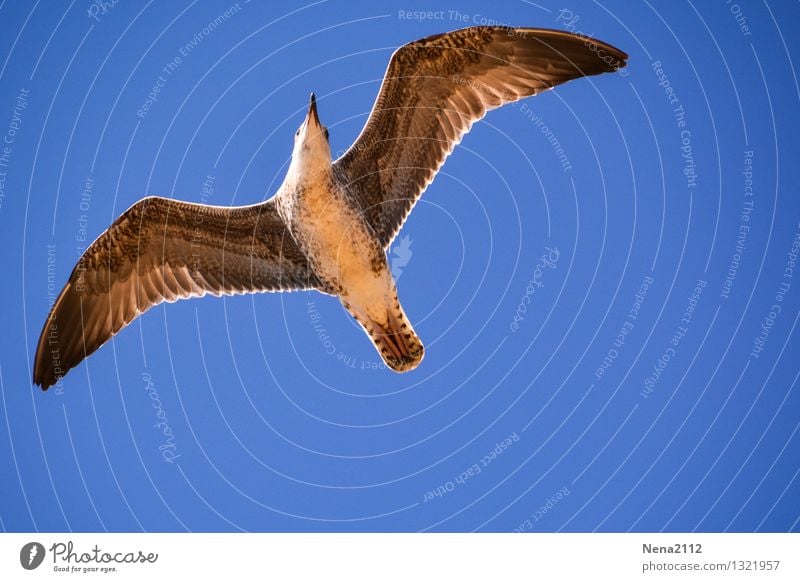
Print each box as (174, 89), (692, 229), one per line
(334, 26), (627, 247)
(33, 195), (318, 390)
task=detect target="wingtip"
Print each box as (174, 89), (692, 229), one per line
(33, 344), (70, 392)
(33, 320), (63, 392)
(32, 377), (50, 392)
(32, 365), (54, 391)
(607, 45), (629, 69)
(509, 26), (628, 72)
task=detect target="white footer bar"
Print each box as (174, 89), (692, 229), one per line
(1, 533), (797, 581)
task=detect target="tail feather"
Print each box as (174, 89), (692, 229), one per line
(370, 308), (424, 372)
(348, 300), (424, 372)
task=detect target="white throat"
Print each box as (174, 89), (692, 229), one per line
(291, 132), (331, 184)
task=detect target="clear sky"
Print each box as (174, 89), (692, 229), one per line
(1, 0), (798, 532)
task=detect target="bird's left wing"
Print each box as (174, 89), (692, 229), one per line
(334, 26), (627, 247)
(33, 196), (318, 390)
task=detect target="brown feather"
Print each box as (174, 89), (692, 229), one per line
(335, 26), (627, 247)
(33, 196), (319, 390)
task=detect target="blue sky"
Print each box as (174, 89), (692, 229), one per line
(1, 0), (799, 532)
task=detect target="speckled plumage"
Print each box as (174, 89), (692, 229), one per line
(33, 197), (319, 389)
(335, 26), (627, 246)
(33, 26), (627, 389)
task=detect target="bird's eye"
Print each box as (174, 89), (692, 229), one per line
(324, 128), (329, 140)
(295, 128), (301, 137)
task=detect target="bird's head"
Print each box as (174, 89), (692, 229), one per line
(291, 92), (331, 176)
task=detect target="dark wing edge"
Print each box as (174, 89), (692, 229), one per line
(33, 195), (318, 390)
(334, 26), (628, 247)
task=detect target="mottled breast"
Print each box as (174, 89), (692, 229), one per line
(291, 179), (385, 293)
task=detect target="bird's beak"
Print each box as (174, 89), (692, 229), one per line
(307, 92), (320, 127)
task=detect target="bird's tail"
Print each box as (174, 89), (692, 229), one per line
(371, 305), (424, 372)
(349, 299), (424, 373)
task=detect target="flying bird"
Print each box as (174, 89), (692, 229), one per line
(33, 26), (627, 389)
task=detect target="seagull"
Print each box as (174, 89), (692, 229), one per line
(33, 26), (627, 390)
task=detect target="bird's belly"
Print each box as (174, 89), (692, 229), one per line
(294, 186), (387, 299)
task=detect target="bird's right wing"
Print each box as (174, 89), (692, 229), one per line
(34, 196), (319, 390)
(334, 26), (627, 247)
